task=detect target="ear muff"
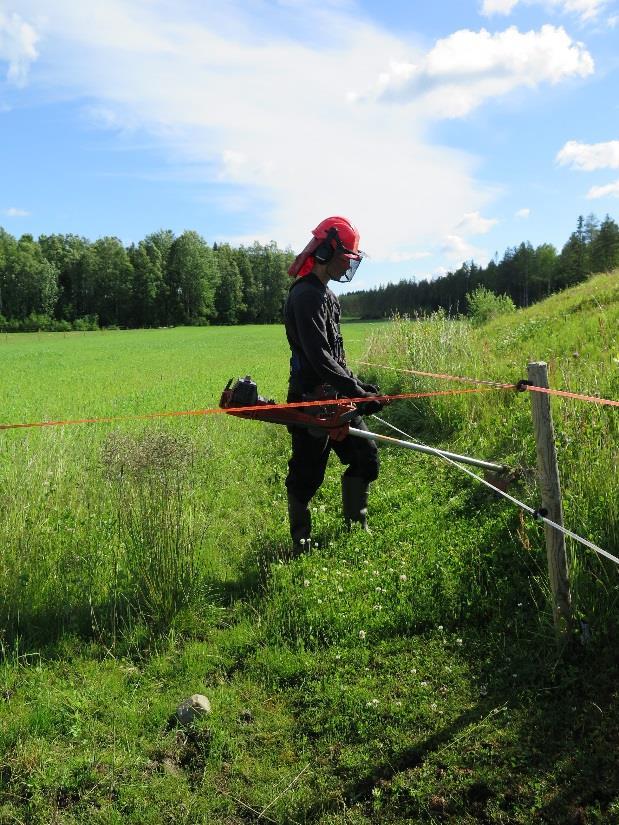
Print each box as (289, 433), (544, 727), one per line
(313, 227), (339, 264)
(313, 240), (334, 263)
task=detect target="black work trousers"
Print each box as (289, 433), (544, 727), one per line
(285, 416), (379, 504)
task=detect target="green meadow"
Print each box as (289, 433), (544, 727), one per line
(0, 275), (618, 824)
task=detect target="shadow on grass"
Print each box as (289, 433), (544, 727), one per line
(329, 633), (619, 824)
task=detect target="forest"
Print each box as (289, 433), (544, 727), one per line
(0, 229), (294, 331)
(339, 213), (619, 319)
(1, 213), (618, 331)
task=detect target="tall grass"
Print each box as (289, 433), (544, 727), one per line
(361, 272), (619, 637)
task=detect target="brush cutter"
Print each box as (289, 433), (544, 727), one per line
(219, 376), (359, 441)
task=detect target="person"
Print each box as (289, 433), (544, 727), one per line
(283, 216), (382, 552)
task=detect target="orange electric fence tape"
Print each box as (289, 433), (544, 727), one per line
(358, 361), (619, 408)
(0, 387), (495, 432)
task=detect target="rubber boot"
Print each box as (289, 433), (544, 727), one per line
(342, 475), (371, 532)
(287, 491), (312, 554)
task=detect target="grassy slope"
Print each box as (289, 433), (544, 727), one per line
(0, 277), (618, 823)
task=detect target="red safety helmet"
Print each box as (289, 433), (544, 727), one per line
(288, 216), (365, 282)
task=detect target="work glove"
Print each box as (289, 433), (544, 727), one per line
(358, 382), (379, 394)
(356, 388), (383, 416)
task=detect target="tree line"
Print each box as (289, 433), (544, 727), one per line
(0, 229), (294, 331)
(339, 213), (619, 319)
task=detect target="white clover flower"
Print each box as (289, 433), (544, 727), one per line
(373, 570), (379, 576)
(399, 574), (407, 582)
(322, 567), (328, 572)
(420, 680), (429, 687)
(410, 668), (417, 674)
(456, 638), (463, 646)
(438, 625), (444, 631)
(359, 630), (366, 640)
(303, 579), (310, 587)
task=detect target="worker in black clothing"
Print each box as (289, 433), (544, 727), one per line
(284, 216), (382, 552)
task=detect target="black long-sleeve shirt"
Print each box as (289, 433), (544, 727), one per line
(284, 274), (364, 400)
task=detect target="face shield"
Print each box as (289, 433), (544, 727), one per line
(329, 250), (366, 283)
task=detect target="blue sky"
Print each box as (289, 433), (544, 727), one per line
(1, 0), (618, 292)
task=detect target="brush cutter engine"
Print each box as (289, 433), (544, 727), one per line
(219, 376), (357, 441)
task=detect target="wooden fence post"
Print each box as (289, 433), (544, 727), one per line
(527, 361), (572, 639)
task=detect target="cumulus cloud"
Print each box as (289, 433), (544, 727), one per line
(456, 211), (498, 234)
(481, 0), (519, 13)
(556, 139), (619, 170)
(386, 250), (432, 263)
(358, 25), (594, 118)
(10, 0), (498, 258)
(0, 10), (38, 85)
(586, 180), (619, 198)
(441, 234), (490, 264)
(2, 207), (30, 216)
(481, 0), (609, 22)
(5, 3), (596, 265)
(515, 207), (531, 218)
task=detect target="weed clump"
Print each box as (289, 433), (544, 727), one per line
(102, 428), (206, 632)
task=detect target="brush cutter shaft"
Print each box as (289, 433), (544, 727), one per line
(348, 427), (506, 473)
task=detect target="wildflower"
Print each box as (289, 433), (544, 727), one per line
(359, 630), (366, 640)
(438, 625), (444, 631)
(303, 579), (310, 587)
(337, 585), (343, 593)
(322, 567), (328, 572)
(410, 668), (417, 674)
(456, 638), (463, 646)
(317, 599), (323, 604)
(517, 602), (523, 608)
(399, 574), (407, 582)
(373, 570), (379, 576)
(420, 680), (429, 687)
(320, 504), (326, 512)
(431, 702), (437, 710)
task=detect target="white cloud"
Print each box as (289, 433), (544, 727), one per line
(556, 139), (619, 170)
(441, 234), (490, 264)
(481, 0), (519, 13)
(2, 207), (30, 217)
(515, 207), (531, 218)
(586, 179), (619, 198)
(11, 0), (499, 260)
(358, 26), (593, 118)
(481, 0), (609, 22)
(0, 10), (38, 85)
(456, 211), (498, 234)
(386, 250), (432, 263)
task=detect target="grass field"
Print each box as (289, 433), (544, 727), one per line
(1, 281), (618, 824)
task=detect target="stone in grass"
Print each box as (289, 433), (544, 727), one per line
(174, 694), (212, 726)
